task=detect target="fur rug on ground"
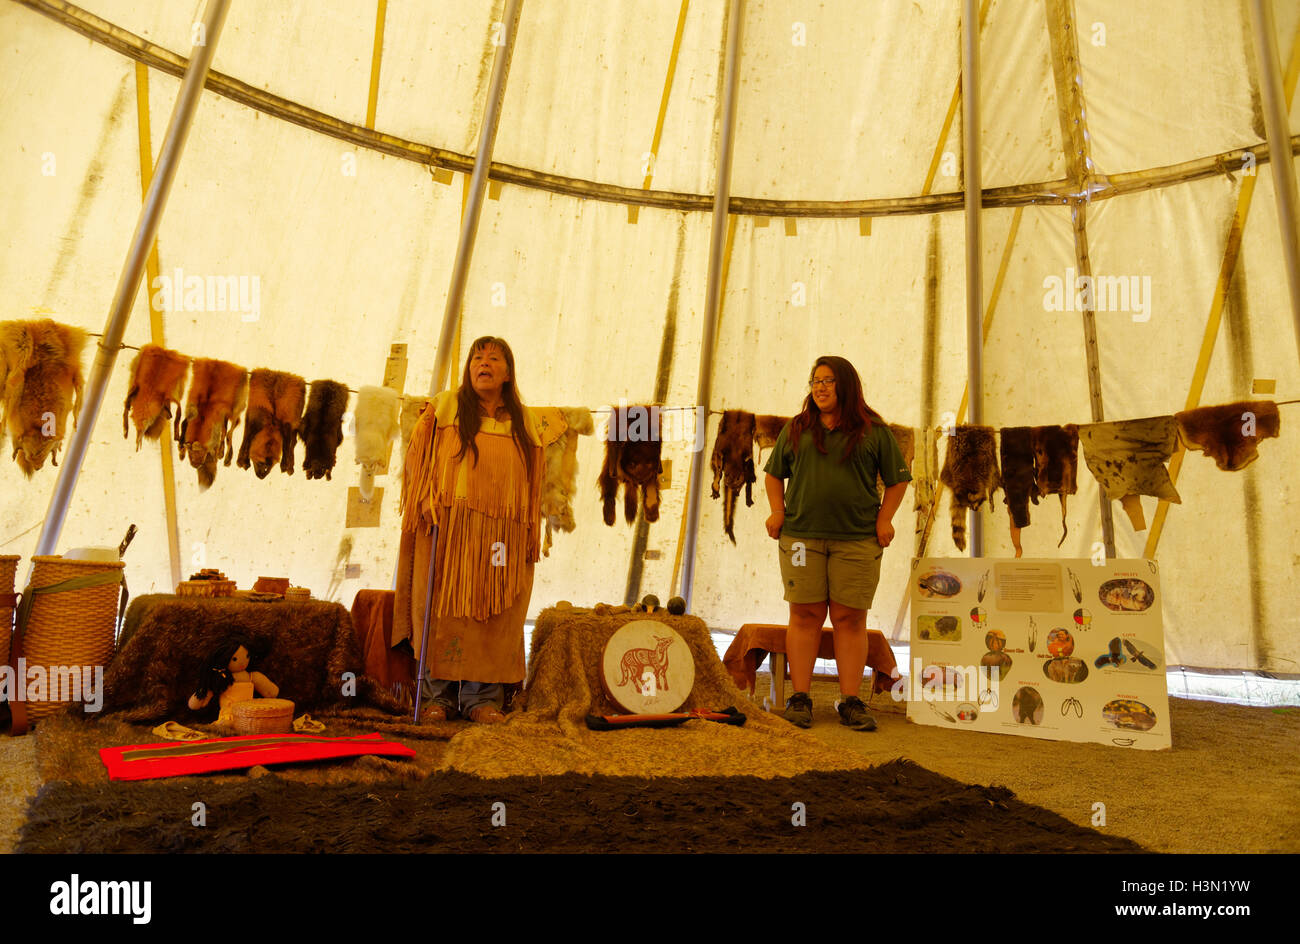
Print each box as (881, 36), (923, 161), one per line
(16, 759), (1147, 854)
(438, 606), (873, 779)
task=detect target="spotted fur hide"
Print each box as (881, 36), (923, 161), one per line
(710, 410), (758, 544)
(299, 380), (350, 480)
(600, 405), (662, 525)
(1175, 400), (1280, 472)
(0, 319), (87, 477)
(541, 407), (594, 555)
(939, 425), (1001, 551)
(177, 358), (249, 490)
(237, 369), (307, 478)
(123, 344), (190, 449)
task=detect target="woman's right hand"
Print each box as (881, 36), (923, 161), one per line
(765, 510), (784, 539)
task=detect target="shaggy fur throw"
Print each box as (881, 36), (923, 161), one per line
(103, 594), (402, 723)
(237, 369), (307, 478)
(299, 379), (350, 480)
(600, 405), (663, 525)
(540, 406), (594, 556)
(939, 425), (1001, 551)
(0, 319), (87, 476)
(122, 344), (190, 449)
(710, 410), (758, 544)
(1175, 400), (1280, 472)
(177, 358), (248, 490)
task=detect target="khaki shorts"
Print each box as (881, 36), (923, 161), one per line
(777, 534), (884, 611)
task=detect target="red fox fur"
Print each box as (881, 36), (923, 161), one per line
(177, 358), (249, 490)
(0, 319), (87, 476)
(123, 344), (191, 448)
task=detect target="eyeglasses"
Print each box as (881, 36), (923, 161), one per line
(809, 379), (836, 389)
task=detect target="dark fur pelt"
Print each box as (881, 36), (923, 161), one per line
(754, 414), (787, 452)
(237, 369), (307, 478)
(1032, 424), (1078, 548)
(123, 344), (190, 449)
(939, 425), (1001, 551)
(1175, 400), (1280, 472)
(999, 427), (1036, 554)
(299, 379), (350, 480)
(600, 405), (663, 525)
(0, 319), (87, 476)
(177, 358), (248, 490)
(710, 410), (758, 544)
(101, 595), (402, 723)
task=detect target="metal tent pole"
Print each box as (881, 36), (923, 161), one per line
(413, 0), (523, 722)
(680, 0), (744, 613)
(961, 0), (985, 557)
(1249, 0), (1300, 363)
(31, 0), (232, 564)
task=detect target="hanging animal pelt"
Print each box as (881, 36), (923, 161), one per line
(710, 410), (758, 544)
(354, 386), (400, 499)
(1031, 424), (1078, 548)
(177, 358), (248, 490)
(122, 344), (190, 449)
(538, 406), (594, 555)
(1175, 400), (1280, 472)
(753, 414), (788, 454)
(299, 379), (350, 480)
(600, 405), (663, 525)
(237, 369), (307, 478)
(939, 425), (1001, 552)
(0, 319), (87, 477)
(877, 423), (915, 495)
(999, 426), (1036, 556)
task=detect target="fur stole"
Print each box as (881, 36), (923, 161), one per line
(538, 406), (594, 556)
(178, 358), (249, 490)
(0, 319), (88, 477)
(1175, 400), (1280, 472)
(123, 344), (190, 448)
(299, 380), (350, 480)
(600, 405), (663, 525)
(237, 369), (307, 478)
(939, 425), (1001, 551)
(710, 410), (758, 544)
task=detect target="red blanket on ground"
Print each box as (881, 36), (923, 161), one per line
(100, 732), (416, 781)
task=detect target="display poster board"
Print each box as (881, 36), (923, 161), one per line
(905, 558), (1171, 750)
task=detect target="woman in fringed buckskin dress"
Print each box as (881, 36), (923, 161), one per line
(392, 337), (543, 723)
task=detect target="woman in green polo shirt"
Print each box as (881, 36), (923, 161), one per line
(763, 355), (911, 731)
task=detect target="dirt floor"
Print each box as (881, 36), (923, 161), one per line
(2, 676), (1296, 854)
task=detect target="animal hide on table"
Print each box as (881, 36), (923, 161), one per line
(600, 405), (663, 525)
(299, 379), (350, 480)
(1175, 400), (1280, 472)
(538, 406), (594, 556)
(710, 410), (758, 544)
(939, 425), (1001, 551)
(122, 344), (190, 449)
(178, 358), (249, 490)
(354, 386), (400, 499)
(1000, 425), (1077, 556)
(237, 369), (307, 478)
(1078, 415), (1180, 531)
(0, 319), (87, 476)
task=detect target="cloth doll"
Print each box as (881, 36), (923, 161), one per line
(188, 632), (279, 727)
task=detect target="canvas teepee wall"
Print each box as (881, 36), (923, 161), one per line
(1, 0), (1297, 675)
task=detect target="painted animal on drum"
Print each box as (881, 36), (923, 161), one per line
(617, 635), (673, 696)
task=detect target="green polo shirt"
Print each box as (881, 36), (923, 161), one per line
(763, 420), (912, 540)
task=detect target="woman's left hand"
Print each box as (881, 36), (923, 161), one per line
(876, 519), (894, 548)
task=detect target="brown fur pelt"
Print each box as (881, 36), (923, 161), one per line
(177, 358), (248, 490)
(541, 407), (595, 555)
(600, 405), (663, 525)
(237, 368), (307, 478)
(122, 344), (190, 449)
(0, 319), (87, 476)
(710, 410), (758, 544)
(1032, 424), (1078, 548)
(939, 425), (1001, 551)
(299, 379), (350, 480)
(999, 427), (1036, 555)
(1175, 400), (1280, 472)
(753, 414), (788, 454)
(876, 423), (915, 495)
(101, 594), (403, 724)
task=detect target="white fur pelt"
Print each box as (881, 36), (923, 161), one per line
(540, 406), (594, 556)
(354, 386), (400, 500)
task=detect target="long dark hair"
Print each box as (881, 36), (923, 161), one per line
(788, 355), (884, 464)
(454, 336), (535, 481)
(193, 631), (260, 700)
